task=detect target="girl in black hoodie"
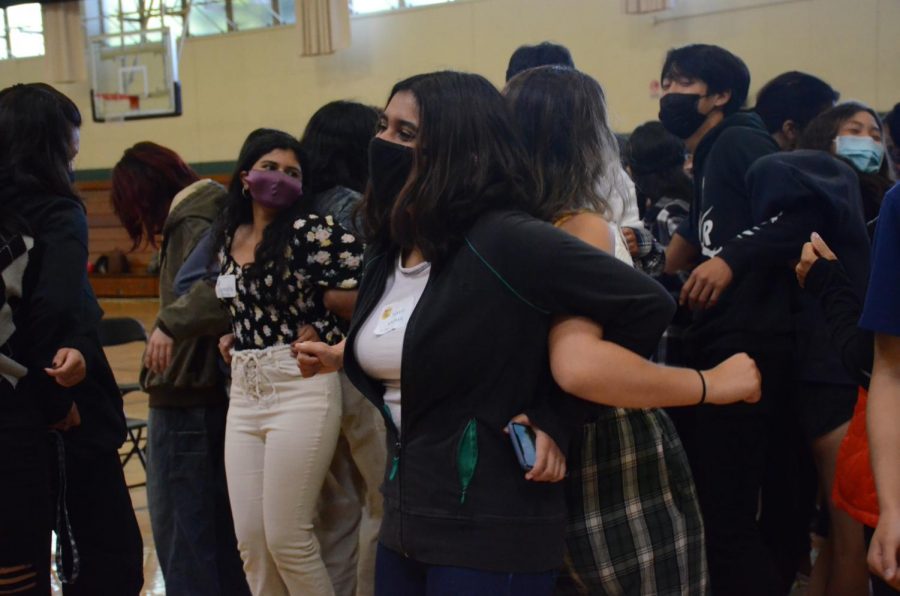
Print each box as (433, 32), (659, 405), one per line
(0, 83), (142, 595)
(296, 71), (761, 596)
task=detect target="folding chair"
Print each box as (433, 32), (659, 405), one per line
(98, 317), (149, 487)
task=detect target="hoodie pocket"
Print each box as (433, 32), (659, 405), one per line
(456, 418), (478, 504)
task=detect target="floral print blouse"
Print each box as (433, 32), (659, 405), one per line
(219, 213), (363, 351)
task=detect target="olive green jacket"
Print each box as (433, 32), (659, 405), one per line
(140, 179), (230, 408)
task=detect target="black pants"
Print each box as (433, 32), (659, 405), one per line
(684, 346), (794, 596)
(759, 389), (817, 594)
(0, 406), (50, 595)
(50, 435), (144, 595)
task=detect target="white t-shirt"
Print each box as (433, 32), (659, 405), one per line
(354, 254), (431, 430)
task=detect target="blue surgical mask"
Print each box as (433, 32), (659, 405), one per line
(835, 135), (885, 174)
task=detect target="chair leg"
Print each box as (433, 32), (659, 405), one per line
(122, 425), (147, 489)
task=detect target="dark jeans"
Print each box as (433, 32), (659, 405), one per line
(759, 388), (817, 594)
(865, 525), (900, 595)
(374, 543), (557, 596)
(49, 435), (144, 595)
(684, 346), (793, 596)
(0, 405), (50, 595)
(147, 404), (249, 596)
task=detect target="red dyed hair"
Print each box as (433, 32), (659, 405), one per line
(110, 141), (199, 248)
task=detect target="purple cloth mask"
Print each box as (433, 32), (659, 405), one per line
(245, 169), (303, 209)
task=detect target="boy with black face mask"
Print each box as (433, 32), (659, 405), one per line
(658, 44), (788, 596)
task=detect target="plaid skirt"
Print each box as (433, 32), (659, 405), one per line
(557, 407), (709, 596)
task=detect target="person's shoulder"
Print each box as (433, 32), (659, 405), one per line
(556, 211), (609, 233)
(882, 183), (900, 213)
(715, 123), (776, 150)
(33, 194), (86, 227)
(473, 208), (538, 227)
(557, 212), (612, 252)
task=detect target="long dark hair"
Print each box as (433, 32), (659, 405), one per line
(504, 66), (620, 222)
(299, 101), (380, 194)
(0, 83), (82, 202)
(111, 142), (200, 248)
(210, 128), (307, 280)
(624, 121), (692, 217)
(799, 101), (895, 221)
(361, 71), (536, 265)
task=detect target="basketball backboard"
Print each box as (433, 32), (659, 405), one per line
(88, 28), (181, 122)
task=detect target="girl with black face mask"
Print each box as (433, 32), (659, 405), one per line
(294, 71), (761, 596)
(210, 129), (365, 596)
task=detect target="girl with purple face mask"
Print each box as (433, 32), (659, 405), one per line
(211, 129), (364, 596)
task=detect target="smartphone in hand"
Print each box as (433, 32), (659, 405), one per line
(507, 422), (537, 471)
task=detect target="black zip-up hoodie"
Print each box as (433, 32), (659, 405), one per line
(342, 209), (674, 573)
(3, 190), (126, 451)
(678, 111), (780, 351)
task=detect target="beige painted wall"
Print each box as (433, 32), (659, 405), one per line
(2, 0), (898, 169)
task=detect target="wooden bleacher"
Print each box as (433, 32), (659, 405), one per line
(78, 174), (230, 298)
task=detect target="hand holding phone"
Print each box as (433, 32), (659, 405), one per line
(507, 421), (537, 471)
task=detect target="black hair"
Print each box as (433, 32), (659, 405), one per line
(504, 66), (619, 222)
(660, 44), (750, 115)
(0, 83), (82, 202)
(505, 42), (575, 82)
(210, 128), (308, 283)
(799, 101), (894, 221)
(624, 121), (692, 218)
(362, 71), (536, 264)
(299, 100), (381, 194)
(754, 71), (839, 134)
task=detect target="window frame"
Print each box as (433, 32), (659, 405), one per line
(0, 2), (45, 61)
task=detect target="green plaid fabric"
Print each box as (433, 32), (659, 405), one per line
(558, 407), (709, 596)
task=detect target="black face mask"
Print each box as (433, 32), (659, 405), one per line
(368, 137), (414, 207)
(658, 93), (709, 139)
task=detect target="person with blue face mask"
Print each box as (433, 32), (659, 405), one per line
(836, 135), (886, 173)
(800, 102), (896, 230)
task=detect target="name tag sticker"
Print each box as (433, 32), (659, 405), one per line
(373, 299), (413, 337)
(215, 274), (237, 299)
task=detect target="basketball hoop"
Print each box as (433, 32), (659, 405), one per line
(95, 92), (141, 111)
(88, 28), (181, 122)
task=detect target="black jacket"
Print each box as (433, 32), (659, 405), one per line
(4, 191), (126, 450)
(737, 151), (871, 385)
(678, 111), (781, 350)
(343, 209), (674, 572)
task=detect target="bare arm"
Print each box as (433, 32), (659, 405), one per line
(323, 289), (358, 322)
(664, 232), (700, 275)
(550, 317), (760, 407)
(550, 214), (760, 408)
(867, 333), (900, 588)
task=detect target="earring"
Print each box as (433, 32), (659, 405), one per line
(242, 186), (250, 198)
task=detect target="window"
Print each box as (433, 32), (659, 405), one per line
(0, 3), (44, 60)
(82, 0), (456, 47)
(350, 0), (455, 15)
(83, 0), (296, 46)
